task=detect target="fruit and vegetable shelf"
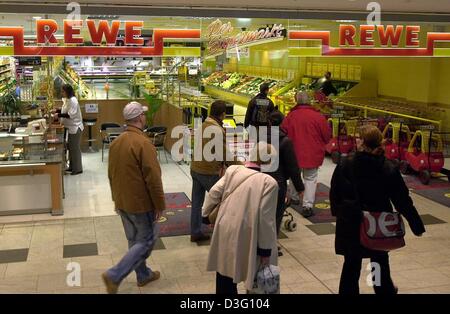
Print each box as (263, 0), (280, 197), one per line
(202, 71), (292, 98)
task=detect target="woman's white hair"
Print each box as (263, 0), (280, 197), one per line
(295, 91), (311, 105)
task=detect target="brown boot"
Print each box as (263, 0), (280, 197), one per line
(137, 271), (161, 287)
(101, 272), (119, 294)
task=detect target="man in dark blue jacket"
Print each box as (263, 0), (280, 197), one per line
(244, 83), (275, 129)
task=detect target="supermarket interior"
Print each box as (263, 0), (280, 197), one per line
(1, 1), (450, 295)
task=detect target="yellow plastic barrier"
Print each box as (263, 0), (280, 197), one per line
(336, 100), (442, 131)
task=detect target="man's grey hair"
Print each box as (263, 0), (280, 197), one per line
(126, 116), (142, 124)
(295, 91), (311, 105)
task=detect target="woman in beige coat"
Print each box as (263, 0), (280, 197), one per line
(202, 144), (279, 294)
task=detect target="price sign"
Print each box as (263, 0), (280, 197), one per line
(334, 64), (341, 79)
(340, 64), (348, 80)
(228, 141), (255, 161)
(420, 125), (436, 130)
(348, 65), (355, 81)
(354, 65), (362, 81)
(85, 103), (99, 114)
(306, 63), (312, 76)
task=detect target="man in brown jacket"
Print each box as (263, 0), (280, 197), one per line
(102, 101), (165, 294)
(190, 100), (240, 242)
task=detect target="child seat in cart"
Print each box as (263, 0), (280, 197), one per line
(382, 122), (411, 165)
(325, 117), (357, 164)
(400, 130), (449, 185)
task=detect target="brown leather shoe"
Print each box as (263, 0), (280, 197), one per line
(137, 271), (161, 287)
(101, 272), (119, 294)
(190, 234), (211, 242)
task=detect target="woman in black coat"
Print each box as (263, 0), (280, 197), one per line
(330, 125), (425, 295)
(266, 110), (305, 256)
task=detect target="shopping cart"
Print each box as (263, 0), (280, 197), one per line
(326, 114), (358, 164)
(382, 121), (412, 166)
(400, 126), (450, 185)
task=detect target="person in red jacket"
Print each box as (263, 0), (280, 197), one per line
(281, 91), (331, 217)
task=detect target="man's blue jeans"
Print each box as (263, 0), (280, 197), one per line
(107, 210), (157, 284)
(190, 170), (220, 236)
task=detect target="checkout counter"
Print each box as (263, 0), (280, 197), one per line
(0, 119), (65, 216)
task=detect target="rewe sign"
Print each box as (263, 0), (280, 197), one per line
(339, 25), (421, 47)
(0, 19), (201, 56)
(290, 24), (450, 57)
(40, 19), (147, 45)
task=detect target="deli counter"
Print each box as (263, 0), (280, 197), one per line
(0, 125), (65, 216)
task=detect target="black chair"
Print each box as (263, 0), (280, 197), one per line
(146, 126), (168, 163)
(101, 123), (121, 162)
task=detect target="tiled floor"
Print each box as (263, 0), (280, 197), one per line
(0, 152), (449, 293)
(0, 151), (193, 223)
(1, 211), (449, 294)
(306, 223), (336, 236)
(63, 243), (99, 259)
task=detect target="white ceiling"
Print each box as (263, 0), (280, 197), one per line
(4, 0), (450, 14)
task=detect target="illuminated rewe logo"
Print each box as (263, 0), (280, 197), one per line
(207, 19), (285, 56)
(289, 24), (450, 57)
(0, 19), (201, 57)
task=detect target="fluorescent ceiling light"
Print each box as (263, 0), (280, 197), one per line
(87, 15), (120, 20)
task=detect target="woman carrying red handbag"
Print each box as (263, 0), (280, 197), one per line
(330, 125), (425, 295)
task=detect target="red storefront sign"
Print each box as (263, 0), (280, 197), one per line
(289, 24), (450, 56)
(0, 19), (201, 56)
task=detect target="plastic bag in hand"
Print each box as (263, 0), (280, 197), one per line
(248, 265), (280, 294)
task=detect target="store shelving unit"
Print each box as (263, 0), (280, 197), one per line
(73, 65), (134, 80)
(175, 86), (214, 126)
(202, 71), (292, 107)
(58, 64), (94, 99)
(0, 58), (14, 97)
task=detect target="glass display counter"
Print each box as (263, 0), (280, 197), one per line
(0, 127), (65, 216)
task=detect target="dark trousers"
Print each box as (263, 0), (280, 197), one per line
(275, 181), (287, 237)
(216, 272), (238, 295)
(190, 170), (220, 236)
(339, 251), (397, 295)
(68, 128), (83, 173)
